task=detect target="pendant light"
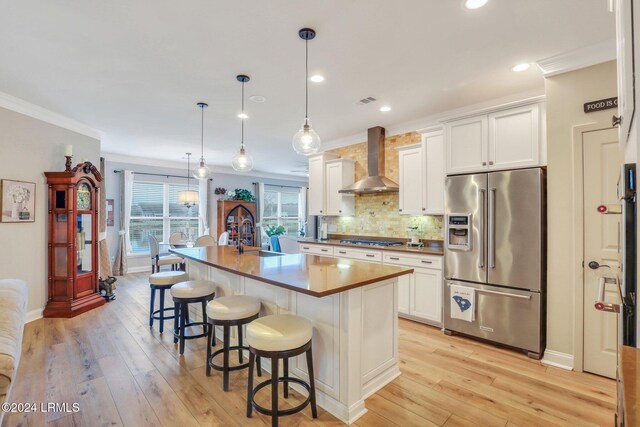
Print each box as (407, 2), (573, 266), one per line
(231, 75), (254, 172)
(178, 153), (199, 208)
(193, 102), (211, 180)
(292, 28), (321, 155)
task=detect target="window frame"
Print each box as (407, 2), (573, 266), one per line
(128, 180), (200, 255)
(261, 187), (303, 236)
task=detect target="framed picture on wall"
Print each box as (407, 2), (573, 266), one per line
(1, 179), (36, 223)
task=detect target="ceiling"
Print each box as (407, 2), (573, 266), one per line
(0, 0), (614, 177)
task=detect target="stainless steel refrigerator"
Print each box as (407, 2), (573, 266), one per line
(443, 167), (546, 359)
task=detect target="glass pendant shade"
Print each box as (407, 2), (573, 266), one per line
(292, 119), (321, 155)
(232, 147), (253, 172)
(193, 159), (211, 180)
(178, 190), (199, 207)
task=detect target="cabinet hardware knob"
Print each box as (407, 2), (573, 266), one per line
(482, 162), (487, 166)
(366, 254), (375, 258)
(339, 210), (342, 213)
(399, 209), (403, 212)
(421, 260), (433, 264)
(612, 115), (622, 127)
(390, 257), (400, 260)
(339, 251), (346, 254)
(303, 246), (309, 250)
(422, 207), (426, 211)
(489, 161), (494, 165)
(321, 249), (328, 252)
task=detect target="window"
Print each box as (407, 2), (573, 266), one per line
(129, 181), (199, 254)
(262, 187), (304, 236)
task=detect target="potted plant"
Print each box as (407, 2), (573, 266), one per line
(265, 225), (286, 237)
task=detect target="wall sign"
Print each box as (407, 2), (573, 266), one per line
(584, 97), (618, 113)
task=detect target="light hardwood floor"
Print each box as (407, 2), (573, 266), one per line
(4, 273), (616, 427)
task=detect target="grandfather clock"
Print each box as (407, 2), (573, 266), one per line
(44, 161), (105, 317)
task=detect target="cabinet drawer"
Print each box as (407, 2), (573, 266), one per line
(334, 247), (382, 263)
(299, 244), (334, 256)
(383, 253), (442, 269)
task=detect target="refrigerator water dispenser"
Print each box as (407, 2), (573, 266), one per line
(447, 214), (472, 251)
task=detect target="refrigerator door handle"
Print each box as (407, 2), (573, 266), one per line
(478, 188), (486, 268)
(488, 187), (496, 269)
(478, 288), (531, 300)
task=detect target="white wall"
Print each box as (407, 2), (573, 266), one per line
(0, 106), (100, 315)
(103, 159), (308, 272)
(544, 61), (618, 364)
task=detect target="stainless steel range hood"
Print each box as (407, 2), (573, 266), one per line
(339, 126), (399, 194)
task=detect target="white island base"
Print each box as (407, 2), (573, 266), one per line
(187, 259), (400, 424)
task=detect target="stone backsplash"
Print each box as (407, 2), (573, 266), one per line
(319, 131), (444, 240)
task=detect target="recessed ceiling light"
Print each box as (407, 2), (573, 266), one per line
(379, 106), (391, 112)
(310, 75), (325, 83)
(465, 0), (488, 9)
(249, 95), (266, 103)
(237, 113), (248, 119)
(512, 63), (530, 72)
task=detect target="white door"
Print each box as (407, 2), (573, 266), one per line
(488, 104), (540, 170)
(398, 145), (424, 215)
(325, 162), (341, 216)
(424, 130), (445, 214)
(583, 127), (623, 379)
(445, 115), (488, 175)
(411, 268), (442, 325)
(397, 274), (411, 316)
(308, 156), (324, 215)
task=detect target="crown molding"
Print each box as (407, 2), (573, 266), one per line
(536, 39), (616, 77)
(102, 152), (308, 182)
(321, 89), (545, 150)
(0, 91), (101, 140)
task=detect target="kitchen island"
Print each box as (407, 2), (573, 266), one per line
(171, 246), (413, 424)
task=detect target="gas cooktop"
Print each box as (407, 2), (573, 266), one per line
(339, 239), (404, 247)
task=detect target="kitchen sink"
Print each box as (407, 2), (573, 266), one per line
(245, 250), (285, 258)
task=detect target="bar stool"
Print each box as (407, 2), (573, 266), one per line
(148, 271), (189, 333)
(246, 314), (317, 426)
(170, 280), (216, 355)
(206, 295), (262, 391)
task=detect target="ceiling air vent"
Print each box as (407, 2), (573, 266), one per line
(358, 97), (377, 105)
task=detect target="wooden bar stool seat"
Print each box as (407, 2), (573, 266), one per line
(246, 314), (317, 426)
(148, 271), (189, 333)
(170, 280), (216, 355)
(206, 295), (262, 391)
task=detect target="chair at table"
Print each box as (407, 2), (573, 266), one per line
(278, 236), (300, 254)
(195, 235), (216, 247)
(218, 231), (229, 246)
(148, 235), (183, 273)
(169, 231), (186, 248)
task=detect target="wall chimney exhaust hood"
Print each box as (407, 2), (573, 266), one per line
(339, 126), (399, 194)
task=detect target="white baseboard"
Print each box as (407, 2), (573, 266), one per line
(127, 266), (152, 274)
(25, 307), (44, 323)
(541, 349), (574, 370)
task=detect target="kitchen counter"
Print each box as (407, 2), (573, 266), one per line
(171, 246), (413, 297)
(298, 237), (444, 256)
(621, 345), (639, 426)
(172, 245), (408, 424)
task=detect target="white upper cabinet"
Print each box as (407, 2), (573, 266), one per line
(615, 0), (635, 147)
(325, 159), (355, 216)
(397, 129), (445, 216)
(445, 102), (544, 175)
(308, 153), (338, 215)
(423, 130), (445, 214)
(397, 144), (425, 215)
(488, 104), (540, 170)
(445, 115), (488, 175)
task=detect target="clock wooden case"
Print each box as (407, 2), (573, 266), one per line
(44, 161), (105, 317)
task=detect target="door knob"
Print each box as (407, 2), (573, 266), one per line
(588, 261), (610, 270)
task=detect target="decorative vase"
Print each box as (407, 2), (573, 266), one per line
(11, 202), (20, 220)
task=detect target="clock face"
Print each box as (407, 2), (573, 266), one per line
(77, 183), (91, 210)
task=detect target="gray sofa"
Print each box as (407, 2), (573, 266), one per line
(0, 279), (27, 426)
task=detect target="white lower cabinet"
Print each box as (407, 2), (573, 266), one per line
(299, 242), (443, 325)
(384, 253), (442, 326)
